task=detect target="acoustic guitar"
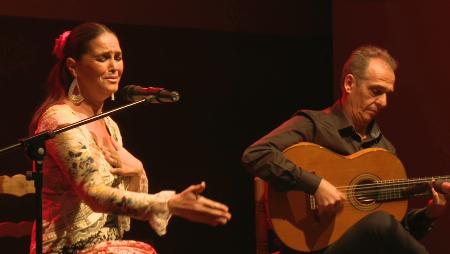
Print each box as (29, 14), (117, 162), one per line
(267, 142), (449, 252)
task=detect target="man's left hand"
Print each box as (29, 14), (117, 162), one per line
(425, 181), (449, 218)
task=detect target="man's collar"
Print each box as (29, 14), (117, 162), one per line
(330, 100), (382, 141)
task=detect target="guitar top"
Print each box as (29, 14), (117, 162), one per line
(266, 142), (449, 252)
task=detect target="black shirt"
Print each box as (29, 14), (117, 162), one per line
(242, 100), (395, 194)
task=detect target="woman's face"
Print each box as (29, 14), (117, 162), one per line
(68, 32), (123, 103)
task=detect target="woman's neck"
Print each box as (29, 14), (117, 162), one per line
(67, 98), (103, 117)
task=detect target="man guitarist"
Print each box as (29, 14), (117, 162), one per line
(242, 45), (449, 254)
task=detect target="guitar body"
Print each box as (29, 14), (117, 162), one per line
(267, 142), (408, 252)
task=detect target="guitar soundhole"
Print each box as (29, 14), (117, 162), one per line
(348, 174), (381, 211)
(355, 180), (376, 205)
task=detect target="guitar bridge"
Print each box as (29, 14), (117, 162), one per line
(308, 194), (321, 223)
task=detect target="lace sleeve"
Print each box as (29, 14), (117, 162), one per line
(39, 105), (175, 235)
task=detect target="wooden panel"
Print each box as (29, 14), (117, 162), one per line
(0, 174), (35, 197)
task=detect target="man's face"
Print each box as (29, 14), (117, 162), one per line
(345, 58), (395, 126)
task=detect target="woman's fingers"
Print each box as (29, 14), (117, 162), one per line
(190, 194), (232, 223)
(184, 182), (206, 197)
(109, 167), (143, 176)
(197, 196), (229, 212)
(184, 203), (231, 226)
(100, 145), (121, 167)
(198, 214), (230, 226)
(169, 183), (232, 226)
(188, 182), (229, 214)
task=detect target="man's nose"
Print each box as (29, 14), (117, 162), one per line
(376, 94), (387, 107)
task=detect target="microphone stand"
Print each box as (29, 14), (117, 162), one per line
(0, 98), (150, 254)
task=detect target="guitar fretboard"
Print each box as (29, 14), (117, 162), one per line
(308, 175), (450, 210)
(359, 175), (450, 202)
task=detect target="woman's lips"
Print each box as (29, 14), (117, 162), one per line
(104, 77), (120, 83)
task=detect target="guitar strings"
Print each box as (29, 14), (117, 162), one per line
(306, 177), (448, 208)
(309, 192), (431, 208)
(336, 182), (433, 201)
(334, 176), (450, 192)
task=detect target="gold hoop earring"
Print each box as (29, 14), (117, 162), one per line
(68, 79), (84, 104)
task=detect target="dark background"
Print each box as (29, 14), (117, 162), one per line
(0, 1), (448, 253)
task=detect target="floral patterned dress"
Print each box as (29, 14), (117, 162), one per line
(29, 104), (174, 253)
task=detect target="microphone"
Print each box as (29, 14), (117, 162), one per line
(433, 179), (450, 194)
(122, 85), (180, 103)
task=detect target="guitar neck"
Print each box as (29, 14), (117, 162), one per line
(374, 175), (450, 202)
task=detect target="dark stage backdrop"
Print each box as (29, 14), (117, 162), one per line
(0, 3), (332, 253)
(334, 1), (450, 253)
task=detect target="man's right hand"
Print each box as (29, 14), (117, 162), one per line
(314, 178), (346, 215)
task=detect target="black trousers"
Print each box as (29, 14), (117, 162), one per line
(280, 211), (429, 254)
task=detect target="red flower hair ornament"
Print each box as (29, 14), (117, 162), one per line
(52, 31), (71, 60)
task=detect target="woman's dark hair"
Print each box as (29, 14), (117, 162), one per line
(29, 22), (115, 134)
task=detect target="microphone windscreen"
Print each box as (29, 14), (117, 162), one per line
(120, 85), (180, 103)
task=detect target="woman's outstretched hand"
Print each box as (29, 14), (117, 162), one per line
(168, 182), (231, 226)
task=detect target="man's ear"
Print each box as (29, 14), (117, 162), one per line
(343, 74), (356, 95)
(66, 57), (77, 78)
